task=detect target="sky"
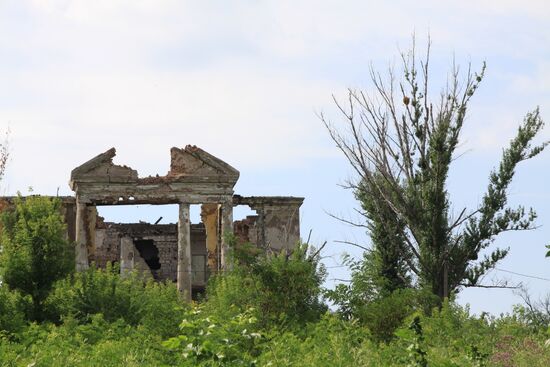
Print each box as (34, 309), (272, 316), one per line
(0, 0), (549, 315)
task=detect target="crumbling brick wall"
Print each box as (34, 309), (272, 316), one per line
(93, 222), (208, 283)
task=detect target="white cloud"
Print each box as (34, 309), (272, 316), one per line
(0, 0), (548, 194)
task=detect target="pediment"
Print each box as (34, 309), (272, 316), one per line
(69, 145), (239, 198)
(169, 145), (240, 180)
(70, 148), (138, 188)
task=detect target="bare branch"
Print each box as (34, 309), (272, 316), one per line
(325, 211), (368, 228)
(334, 240), (370, 252)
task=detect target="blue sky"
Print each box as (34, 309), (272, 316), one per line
(1, 0), (549, 315)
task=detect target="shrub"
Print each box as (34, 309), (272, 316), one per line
(45, 264), (185, 337)
(0, 285), (26, 336)
(0, 314), (176, 367)
(257, 314), (374, 366)
(511, 289), (550, 332)
(163, 306), (263, 366)
(0, 195), (74, 321)
(203, 241), (327, 328)
(394, 301), (497, 366)
(250, 243), (327, 324)
(328, 276), (439, 344)
(200, 271), (258, 322)
(359, 288), (419, 343)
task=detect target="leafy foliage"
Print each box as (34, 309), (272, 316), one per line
(204, 239), (327, 328)
(460, 109), (547, 288)
(512, 288), (550, 332)
(0, 314), (175, 367)
(322, 41), (548, 300)
(256, 314), (373, 366)
(0, 285), (26, 337)
(0, 195), (74, 321)
(405, 316), (428, 367)
(326, 252), (439, 342)
(356, 174), (412, 296)
(163, 307), (263, 366)
(45, 264), (185, 337)
(0, 253), (549, 366)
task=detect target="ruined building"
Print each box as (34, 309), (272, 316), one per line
(1, 146), (303, 300)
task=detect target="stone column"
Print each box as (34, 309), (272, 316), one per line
(177, 203), (192, 301)
(220, 200), (233, 270)
(201, 203), (219, 272)
(120, 236), (134, 276)
(86, 206), (98, 260)
(255, 206), (266, 249)
(75, 200), (89, 271)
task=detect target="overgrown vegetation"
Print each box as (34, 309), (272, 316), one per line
(0, 195), (74, 321)
(1, 43), (549, 366)
(2, 276), (549, 366)
(202, 237), (327, 329)
(0, 196), (549, 366)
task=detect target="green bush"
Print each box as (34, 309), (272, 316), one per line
(203, 241), (327, 328)
(250, 243), (327, 324)
(1, 288), (549, 366)
(328, 277), (439, 344)
(45, 264), (185, 337)
(0, 285), (26, 336)
(0, 315), (176, 367)
(393, 301), (497, 366)
(257, 313), (376, 366)
(359, 288), (419, 343)
(200, 270), (258, 321)
(164, 306), (263, 366)
(0, 195), (74, 321)
(509, 290), (550, 333)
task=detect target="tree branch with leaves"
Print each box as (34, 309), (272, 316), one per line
(322, 40), (548, 301)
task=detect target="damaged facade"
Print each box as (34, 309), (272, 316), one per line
(5, 146), (303, 300)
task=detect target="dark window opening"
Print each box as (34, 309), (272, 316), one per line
(134, 239), (161, 270)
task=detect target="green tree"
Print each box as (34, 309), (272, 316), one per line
(322, 42), (548, 302)
(0, 195), (74, 320)
(356, 174), (412, 296)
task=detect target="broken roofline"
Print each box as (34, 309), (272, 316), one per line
(70, 145), (240, 189)
(0, 194), (305, 207)
(233, 195), (304, 208)
(69, 145), (240, 205)
(66, 146), (304, 206)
